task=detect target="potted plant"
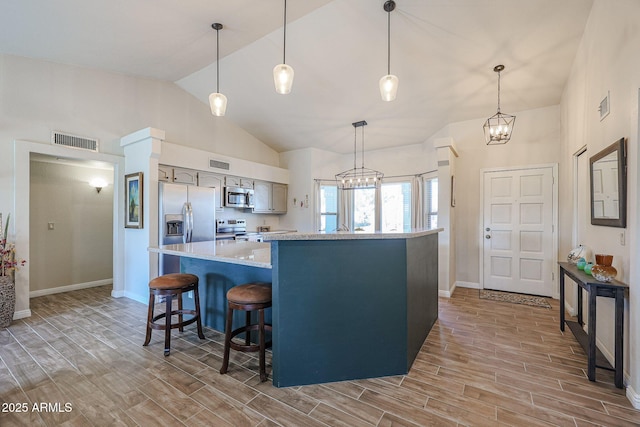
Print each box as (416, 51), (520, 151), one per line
(1, 213), (26, 328)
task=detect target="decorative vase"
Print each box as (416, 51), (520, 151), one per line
(0, 276), (16, 328)
(576, 258), (586, 270)
(584, 262), (593, 276)
(568, 245), (591, 265)
(592, 254), (617, 282)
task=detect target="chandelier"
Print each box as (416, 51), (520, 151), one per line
(483, 64), (515, 145)
(336, 121), (384, 189)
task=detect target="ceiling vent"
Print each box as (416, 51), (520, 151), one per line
(209, 158), (230, 171)
(51, 131), (99, 152)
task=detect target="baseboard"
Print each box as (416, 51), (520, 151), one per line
(29, 279), (112, 298)
(455, 281), (480, 289)
(111, 289), (125, 298)
(627, 383), (640, 409)
(13, 309), (31, 320)
(564, 300), (576, 317)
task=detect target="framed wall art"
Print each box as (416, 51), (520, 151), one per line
(125, 172), (143, 229)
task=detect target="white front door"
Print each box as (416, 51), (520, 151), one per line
(482, 166), (555, 296)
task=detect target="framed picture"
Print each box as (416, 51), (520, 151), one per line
(125, 172), (143, 229)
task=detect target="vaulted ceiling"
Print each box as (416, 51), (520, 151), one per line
(0, 0), (593, 153)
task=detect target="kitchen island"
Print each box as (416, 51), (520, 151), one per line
(149, 228), (441, 387)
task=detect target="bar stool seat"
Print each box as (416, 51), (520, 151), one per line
(143, 273), (205, 356)
(220, 283), (272, 382)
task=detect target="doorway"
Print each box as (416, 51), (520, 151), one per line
(480, 165), (558, 297)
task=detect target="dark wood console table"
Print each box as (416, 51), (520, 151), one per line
(558, 262), (628, 388)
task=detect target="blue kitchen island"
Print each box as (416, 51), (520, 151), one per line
(149, 228), (440, 387)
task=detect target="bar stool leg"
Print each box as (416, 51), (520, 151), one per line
(178, 291), (184, 332)
(220, 306), (234, 374)
(143, 292), (155, 346)
(164, 293), (172, 356)
(245, 311), (251, 346)
(259, 308), (267, 382)
(193, 286), (205, 340)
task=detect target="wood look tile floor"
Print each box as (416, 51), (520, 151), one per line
(1, 286), (639, 426)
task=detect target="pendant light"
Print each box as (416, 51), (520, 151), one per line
(335, 121), (384, 189)
(209, 23), (227, 116)
(483, 65), (516, 145)
(273, 0), (294, 94)
(379, 0), (398, 102)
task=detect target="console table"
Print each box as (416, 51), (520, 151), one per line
(558, 262), (628, 388)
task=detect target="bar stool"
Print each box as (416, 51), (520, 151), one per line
(143, 273), (205, 356)
(220, 283), (272, 382)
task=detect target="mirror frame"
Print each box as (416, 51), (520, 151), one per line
(590, 137), (627, 228)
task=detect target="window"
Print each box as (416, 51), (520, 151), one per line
(424, 176), (438, 229)
(381, 182), (412, 232)
(319, 185), (337, 232)
(353, 188), (376, 232)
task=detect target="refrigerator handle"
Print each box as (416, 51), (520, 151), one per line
(182, 202), (189, 244)
(187, 203), (194, 243)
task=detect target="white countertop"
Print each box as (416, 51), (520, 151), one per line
(263, 228), (443, 241)
(149, 240), (271, 269)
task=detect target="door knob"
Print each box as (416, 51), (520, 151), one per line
(485, 234), (491, 239)
(485, 227), (490, 231)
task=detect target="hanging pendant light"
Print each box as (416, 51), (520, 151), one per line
(209, 23), (227, 116)
(335, 121), (384, 190)
(483, 64), (515, 145)
(274, 0), (294, 94)
(379, 0), (398, 102)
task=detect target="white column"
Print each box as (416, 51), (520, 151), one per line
(434, 137), (458, 297)
(120, 128), (164, 303)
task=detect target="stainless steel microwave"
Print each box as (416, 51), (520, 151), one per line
(224, 187), (254, 208)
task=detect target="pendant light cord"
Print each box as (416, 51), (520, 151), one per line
(496, 70), (501, 113)
(361, 125), (365, 169)
(387, 7), (391, 75)
(283, 0), (287, 65)
(216, 27), (220, 93)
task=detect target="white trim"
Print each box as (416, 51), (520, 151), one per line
(29, 279), (112, 298)
(572, 146), (588, 248)
(13, 309), (31, 320)
(627, 384), (640, 410)
(455, 281), (480, 289)
(479, 163), (558, 296)
(438, 282), (456, 298)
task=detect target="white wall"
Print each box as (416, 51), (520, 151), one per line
(560, 0), (640, 404)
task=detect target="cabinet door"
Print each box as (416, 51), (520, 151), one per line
(198, 172), (224, 212)
(158, 165), (173, 182)
(272, 183), (288, 213)
(253, 181), (271, 213)
(225, 176), (242, 187)
(173, 168), (198, 185)
(240, 179), (254, 189)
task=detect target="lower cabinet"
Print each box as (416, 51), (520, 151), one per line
(253, 181), (287, 214)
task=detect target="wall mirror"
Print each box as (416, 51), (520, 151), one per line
(590, 138), (626, 227)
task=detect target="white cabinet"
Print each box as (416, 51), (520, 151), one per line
(225, 176), (254, 189)
(198, 172), (225, 212)
(158, 165), (173, 182)
(253, 181), (288, 214)
(172, 168), (198, 185)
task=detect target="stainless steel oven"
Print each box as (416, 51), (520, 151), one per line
(223, 187), (254, 208)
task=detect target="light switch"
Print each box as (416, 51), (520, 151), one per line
(48, 222), (55, 230)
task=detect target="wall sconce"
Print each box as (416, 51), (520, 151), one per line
(89, 178), (108, 193)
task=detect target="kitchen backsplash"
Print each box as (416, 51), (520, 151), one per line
(216, 210), (281, 232)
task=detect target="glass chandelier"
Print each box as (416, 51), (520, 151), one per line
(209, 23), (227, 116)
(336, 121), (384, 189)
(483, 64), (515, 145)
(273, 0), (294, 94)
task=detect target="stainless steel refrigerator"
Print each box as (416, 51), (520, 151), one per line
(159, 182), (216, 275)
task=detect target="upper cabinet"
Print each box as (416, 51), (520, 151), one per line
(158, 166), (198, 185)
(254, 181), (287, 214)
(158, 165), (173, 182)
(198, 172), (225, 212)
(225, 176), (254, 189)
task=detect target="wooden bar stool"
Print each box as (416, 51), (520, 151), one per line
(143, 273), (205, 356)
(220, 283), (272, 381)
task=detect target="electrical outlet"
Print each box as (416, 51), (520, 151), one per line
(48, 222), (55, 230)
(620, 231), (626, 246)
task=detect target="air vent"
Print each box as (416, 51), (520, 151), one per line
(51, 131), (99, 152)
(209, 158), (230, 171)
